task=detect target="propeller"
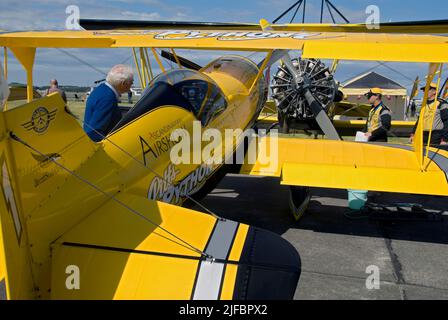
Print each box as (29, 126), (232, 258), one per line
(160, 50), (202, 71)
(79, 19), (259, 31)
(259, 19), (340, 140)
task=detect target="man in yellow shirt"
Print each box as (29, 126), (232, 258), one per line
(364, 88), (392, 142)
(410, 82), (448, 146)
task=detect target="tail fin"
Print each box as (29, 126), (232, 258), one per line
(0, 93), (98, 299)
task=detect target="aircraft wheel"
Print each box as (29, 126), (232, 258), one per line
(288, 186), (311, 221)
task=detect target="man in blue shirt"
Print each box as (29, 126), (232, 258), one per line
(84, 64), (134, 142)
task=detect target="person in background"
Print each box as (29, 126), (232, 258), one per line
(128, 90), (133, 104)
(410, 99), (417, 118)
(83, 64), (133, 142)
(364, 88), (392, 142)
(45, 79), (67, 103)
(410, 82), (448, 146)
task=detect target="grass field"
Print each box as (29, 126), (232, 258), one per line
(5, 99), (133, 124)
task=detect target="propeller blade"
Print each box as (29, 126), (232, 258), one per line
(79, 19), (260, 30)
(410, 76), (420, 100)
(438, 77), (448, 100)
(160, 50), (202, 71)
(303, 90), (341, 140)
(80, 18), (448, 33)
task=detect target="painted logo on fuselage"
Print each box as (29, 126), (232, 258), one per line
(22, 107), (57, 134)
(148, 163), (215, 205)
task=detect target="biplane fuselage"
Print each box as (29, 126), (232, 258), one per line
(0, 54), (302, 300)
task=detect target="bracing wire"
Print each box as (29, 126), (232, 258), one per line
(10, 132), (212, 260)
(56, 48), (108, 76)
(66, 108), (224, 220)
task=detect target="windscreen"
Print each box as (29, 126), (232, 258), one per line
(114, 69), (227, 130)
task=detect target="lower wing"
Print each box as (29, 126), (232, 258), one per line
(240, 137), (448, 196)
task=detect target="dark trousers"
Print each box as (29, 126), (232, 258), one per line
(368, 136), (388, 142)
(423, 131), (443, 146)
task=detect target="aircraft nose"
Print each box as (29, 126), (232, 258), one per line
(233, 226), (301, 300)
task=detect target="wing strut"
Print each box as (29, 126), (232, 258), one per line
(414, 63), (444, 169)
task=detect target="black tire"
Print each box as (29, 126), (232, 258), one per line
(288, 186), (311, 221)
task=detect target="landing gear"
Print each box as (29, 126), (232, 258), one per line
(278, 112), (290, 134)
(288, 186), (311, 221)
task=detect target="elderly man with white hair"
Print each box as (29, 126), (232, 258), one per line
(84, 64), (134, 142)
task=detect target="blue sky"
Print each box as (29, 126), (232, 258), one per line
(1, 0), (447, 93)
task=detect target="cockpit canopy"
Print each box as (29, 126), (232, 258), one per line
(114, 69), (227, 130)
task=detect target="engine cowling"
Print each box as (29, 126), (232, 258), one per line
(271, 58), (337, 123)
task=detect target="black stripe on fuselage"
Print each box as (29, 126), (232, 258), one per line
(233, 226), (301, 300)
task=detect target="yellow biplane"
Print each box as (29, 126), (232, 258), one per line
(0, 17), (448, 300)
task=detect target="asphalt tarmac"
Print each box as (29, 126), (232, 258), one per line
(194, 174), (448, 300)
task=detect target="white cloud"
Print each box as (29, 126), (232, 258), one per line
(0, 6), (63, 30)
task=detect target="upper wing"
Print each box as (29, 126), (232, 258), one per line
(79, 19), (448, 34)
(240, 137), (448, 196)
(1, 30), (447, 63)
